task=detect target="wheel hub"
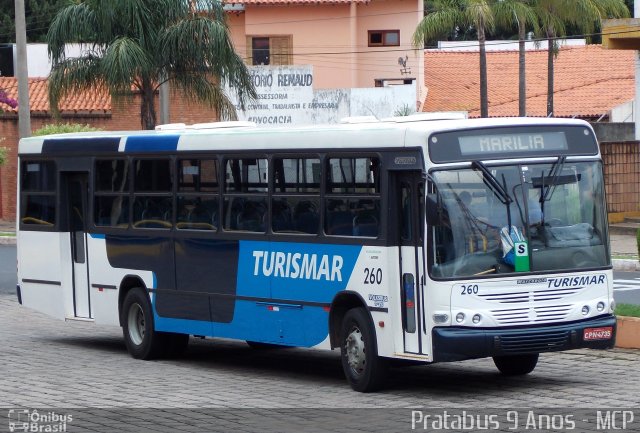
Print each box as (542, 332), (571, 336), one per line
(345, 327), (366, 375)
(127, 303), (145, 346)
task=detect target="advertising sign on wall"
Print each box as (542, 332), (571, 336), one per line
(228, 65), (416, 127)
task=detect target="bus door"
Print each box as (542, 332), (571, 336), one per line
(395, 172), (426, 354)
(62, 172), (92, 319)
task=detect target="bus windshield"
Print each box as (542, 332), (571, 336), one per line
(429, 160), (609, 278)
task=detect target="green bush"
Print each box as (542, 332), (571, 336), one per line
(0, 146), (6, 166)
(33, 123), (103, 136)
(615, 303), (640, 318)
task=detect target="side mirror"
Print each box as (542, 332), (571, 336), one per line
(425, 193), (440, 226)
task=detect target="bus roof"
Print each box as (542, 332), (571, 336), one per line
(18, 117), (594, 155)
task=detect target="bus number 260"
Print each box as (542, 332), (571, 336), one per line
(460, 284), (479, 295)
(364, 268), (383, 285)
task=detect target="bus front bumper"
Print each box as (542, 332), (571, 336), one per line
(432, 315), (616, 362)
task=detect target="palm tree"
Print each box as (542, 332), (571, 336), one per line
(414, 0), (495, 118)
(492, 0), (539, 116)
(47, 0), (256, 130)
(534, 0), (628, 117)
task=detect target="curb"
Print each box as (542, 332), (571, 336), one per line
(616, 316), (640, 349)
(612, 259), (640, 271)
(0, 236), (15, 246)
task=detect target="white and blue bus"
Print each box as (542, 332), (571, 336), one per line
(17, 116), (615, 392)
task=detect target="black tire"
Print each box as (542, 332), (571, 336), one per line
(246, 341), (285, 350)
(121, 287), (188, 359)
(340, 307), (388, 392)
(493, 353), (539, 376)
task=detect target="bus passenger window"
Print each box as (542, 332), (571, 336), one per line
(272, 157), (320, 235)
(325, 157), (380, 237)
(94, 159), (130, 228)
(176, 159), (219, 231)
(223, 158), (267, 233)
(20, 161), (57, 227)
(132, 158), (172, 229)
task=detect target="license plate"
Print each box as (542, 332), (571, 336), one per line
(583, 327), (613, 341)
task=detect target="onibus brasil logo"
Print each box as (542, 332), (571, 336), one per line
(7, 409), (72, 432)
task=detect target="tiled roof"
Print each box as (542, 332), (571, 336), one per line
(422, 45), (635, 118)
(224, 0), (368, 4)
(0, 77), (110, 114)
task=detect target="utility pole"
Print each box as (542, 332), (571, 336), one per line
(15, 0), (31, 138)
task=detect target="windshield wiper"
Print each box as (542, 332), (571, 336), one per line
(471, 161), (512, 205)
(471, 161), (513, 229)
(540, 156), (566, 204)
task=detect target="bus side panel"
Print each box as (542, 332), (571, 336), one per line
(103, 234), (175, 296)
(18, 231), (70, 320)
(174, 237), (239, 323)
(343, 246), (397, 359)
(87, 234), (153, 326)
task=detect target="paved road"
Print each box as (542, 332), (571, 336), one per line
(1, 294), (640, 431)
(2, 244), (640, 431)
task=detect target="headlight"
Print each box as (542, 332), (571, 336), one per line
(597, 301), (605, 312)
(472, 314), (482, 324)
(581, 305), (590, 315)
(456, 312), (465, 323)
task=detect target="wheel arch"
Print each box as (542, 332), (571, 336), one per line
(328, 291), (375, 350)
(118, 274), (148, 326)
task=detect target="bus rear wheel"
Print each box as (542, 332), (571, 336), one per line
(493, 354), (539, 376)
(340, 308), (388, 392)
(121, 287), (188, 359)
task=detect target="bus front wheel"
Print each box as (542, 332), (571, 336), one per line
(121, 287), (188, 359)
(493, 354), (539, 375)
(340, 308), (388, 392)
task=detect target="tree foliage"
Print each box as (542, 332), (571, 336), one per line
(534, 0), (629, 116)
(47, 0), (256, 130)
(33, 122), (102, 136)
(0, 0), (68, 43)
(414, 0), (495, 117)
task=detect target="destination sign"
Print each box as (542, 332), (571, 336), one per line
(429, 126), (598, 163)
(458, 132), (568, 156)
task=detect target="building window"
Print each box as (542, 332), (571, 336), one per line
(247, 36), (292, 65)
(368, 30), (400, 47)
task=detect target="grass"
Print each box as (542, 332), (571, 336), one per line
(0, 232), (14, 237)
(615, 303), (640, 318)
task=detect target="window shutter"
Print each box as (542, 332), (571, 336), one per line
(270, 36), (292, 65)
(246, 36), (253, 65)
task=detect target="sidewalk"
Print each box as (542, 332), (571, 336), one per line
(1, 220), (638, 270)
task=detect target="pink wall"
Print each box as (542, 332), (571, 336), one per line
(227, 0), (424, 101)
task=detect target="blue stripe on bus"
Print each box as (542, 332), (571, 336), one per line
(236, 240), (361, 302)
(124, 135), (179, 152)
(42, 137), (120, 154)
(152, 240), (362, 346)
(89, 233), (105, 239)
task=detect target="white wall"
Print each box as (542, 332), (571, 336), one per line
(228, 65), (416, 127)
(432, 39), (587, 52)
(8, 43), (85, 77)
(611, 100), (635, 122)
